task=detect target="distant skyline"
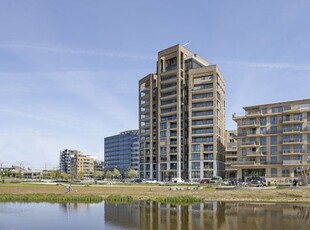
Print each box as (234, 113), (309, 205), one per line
(1, 0), (310, 169)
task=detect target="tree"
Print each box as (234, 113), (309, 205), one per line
(105, 170), (113, 180)
(48, 170), (59, 179)
(77, 171), (84, 180)
(113, 168), (121, 179)
(94, 170), (103, 179)
(127, 169), (138, 179)
(61, 172), (71, 180)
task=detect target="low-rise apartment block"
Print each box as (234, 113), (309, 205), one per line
(232, 99), (310, 182)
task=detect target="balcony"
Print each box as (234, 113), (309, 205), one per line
(239, 122), (260, 128)
(247, 151), (265, 157)
(281, 139), (304, 145)
(282, 160), (302, 165)
(245, 111), (262, 117)
(282, 119), (303, 124)
(240, 141), (258, 147)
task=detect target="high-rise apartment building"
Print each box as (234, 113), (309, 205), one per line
(232, 99), (310, 182)
(139, 44), (226, 181)
(225, 130), (238, 179)
(59, 149), (82, 175)
(104, 130), (139, 175)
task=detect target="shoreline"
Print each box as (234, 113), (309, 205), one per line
(0, 183), (310, 204)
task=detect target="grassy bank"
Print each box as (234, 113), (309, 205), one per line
(0, 183), (309, 204)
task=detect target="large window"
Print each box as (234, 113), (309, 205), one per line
(192, 153), (200, 160)
(192, 128), (213, 134)
(192, 102), (213, 108)
(271, 136), (278, 145)
(272, 106), (283, 113)
(271, 156), (278, 164)
(271, 146), (278, 155)
(191, 171), (200, 178)
(192, 110), (213, 117)
(192, 93), (213, 99)
(260, 137), (267, 145)
(192, 162), (200, 170)
(192, 119), (213, 125)
(270, 116), (278, 124)
(204, 145), (213, 151)
(260, 117), (267, 126)
(271, 168), (277, 177)
(270, 126), (278, 134)
(193, 84), (213, 91)
(191, 144), (200, 152)
(192, 137), (213, 143)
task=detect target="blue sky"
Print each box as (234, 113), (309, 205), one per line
(0, 0), (309, 169)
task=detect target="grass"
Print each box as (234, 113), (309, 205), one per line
(156, 195), (203, 205)
(106, 194), (134, 203)
(0, 183), (309, 204)
(0, 194), (103, 203)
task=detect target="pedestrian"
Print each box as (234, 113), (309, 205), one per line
(292, 179), (297, 186)
(66, 185), (71, 193)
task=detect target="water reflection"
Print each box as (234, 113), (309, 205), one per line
(104, 201), (310, 230)
(0, 201), (309, 230)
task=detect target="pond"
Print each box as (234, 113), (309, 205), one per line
(0, 201), (309, 230)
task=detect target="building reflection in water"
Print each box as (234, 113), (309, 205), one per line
(104, 201), (310, 230)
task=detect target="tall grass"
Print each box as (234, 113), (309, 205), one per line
(156, 195), (203, 205)
(105, 195), (134, 203)
(0, 194), (103, 203)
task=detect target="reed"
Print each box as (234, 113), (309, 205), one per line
(0, 194), (103, 203)
(156, 195), (203, 205)
(105, 194), (134, 203)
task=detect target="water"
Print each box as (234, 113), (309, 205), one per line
(0, 201), (309, 230)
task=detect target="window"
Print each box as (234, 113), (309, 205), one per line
(294, 124), (302, 131)
(192, 137), (213, 143)
(192, 111), (213, 117)
(191, 171), (200, 178)
(242, 148), (246, 156)
(282, 135), (290, 143)
(282, 168), (290, 177)
(308, 112), (310, 121)
(271, 136), (278, 145)
(192, 93), (213, 99)
(293, 134), (302, 142)
(192, 153), (200, 160)
(271, 146), (278, 155)
(271, 156), (278, 164)
(272, 106), (283, 113)
(261, 146), (267, 154)
(192, 119), (213, 125)
(191, 144), (200, 152)
(283, 115), (290, 122)
(261, 108), (267, 114)
(160, 147), (167, 154)
(192, 128), (213, 134)
(282, 125), (290, 132)
(283, 145), (290, 153)
(260, 117), (266, 126)
(293, 145), (303, 153)
(192, 102), (213, 107)
(270, 116), (278, 124)
(270, 126), (277, 134)
(160, 122), (167, 130)
(242, 119), (246, 125)
(204, 145), (213, 151)
(260, 127), (267, 135)
(242, 128), (246, 136)
(250, 118), (256, 125)
(294, 114), (302, 121)
(271, 168), (277, 177)
(192, 162), (200, 170)
(160, 131), (166, 138)
(260, 137), (267, 145)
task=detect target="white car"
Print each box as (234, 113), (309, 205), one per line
(145, 179), (158, 184)
(172, 178), (184, 184)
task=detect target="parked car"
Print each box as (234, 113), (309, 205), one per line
(145, 179), (158, 184)
(209, 176), (223, 184)
(172, 178), (184, 184)
(131, 178), (144, 184)
(222, 179), (232, 185)
(249, 178), (266, 187)
(200, 179), (210, 184)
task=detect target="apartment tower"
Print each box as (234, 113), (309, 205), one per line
(139, 44), (226, 181)
(232, 99), (310, 182)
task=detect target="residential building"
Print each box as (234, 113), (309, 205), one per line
(59, 149), (94, 179)
(225, 130), (238, 179)
(232, 99), (310, 182)
(139, 44), (226, 181)
(104, 130), (139, 176)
